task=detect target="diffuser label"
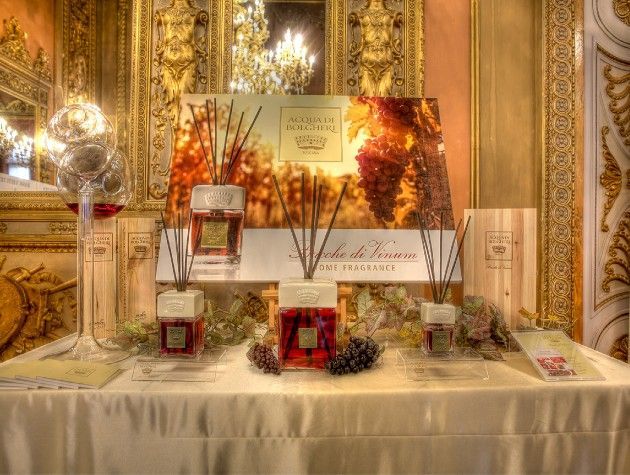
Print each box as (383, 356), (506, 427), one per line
(85, 233), (113, 262)
(166, 327), (186, 349)
(298, 327), (318, 349)
(128, 232), (154, 259)
(201, 221), (229, 249)
(485, 231), (513, 263)
(431, 331), (451, 352)
(279, 107), (342, 162)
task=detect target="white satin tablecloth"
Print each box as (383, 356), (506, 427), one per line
(0, 336), (628, 475)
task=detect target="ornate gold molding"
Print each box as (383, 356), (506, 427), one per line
(348, 1), (404, 96)
(541, 0), (582, 337)
(0, 17), (51, 80)
(329, 0), (423, 96)
(149, 0), (209, 200)
(613, 0), (630, 26)
(603, 64), (630, 147)
(602, 210), (630, 292)
(599, 126), (622, 232)
(63, 0), (97, 103)
(49, 222), (77, 235)
(609, 333), (628, 361)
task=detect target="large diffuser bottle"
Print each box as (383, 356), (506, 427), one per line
(278, 278), (337, 369)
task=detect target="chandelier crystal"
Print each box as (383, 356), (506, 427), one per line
(231, 0), (315, 95)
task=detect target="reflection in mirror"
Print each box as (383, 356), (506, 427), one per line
(0, 13), (53, 190)
(0, 93), (35, 181)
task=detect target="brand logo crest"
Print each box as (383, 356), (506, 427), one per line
(294, 135), (327, 150)
(296, 288), (320, 305)
(165, 300), (185, 312)
(204, 190), (233, 207)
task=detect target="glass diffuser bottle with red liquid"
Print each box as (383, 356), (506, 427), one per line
(187, 98), (262, 265)
(157, 207), (205, 358)
(416, 211), (471, 356)
(272, 173), (348, 370)
(157, 289), (205, 357)
(189, 185), (245, 264)
(278, 278), (337, 369)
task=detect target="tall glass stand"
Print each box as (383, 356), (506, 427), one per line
(50, 183), (128, 363)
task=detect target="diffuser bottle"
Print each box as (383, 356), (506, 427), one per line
(421, 302), (455, 354)
(157, 289), (205, 357)
(189, 184), (245, 264)
(278, 278), (337, 369)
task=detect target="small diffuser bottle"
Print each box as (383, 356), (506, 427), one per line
(416, 211), (471, 356)
(278, 278), (337, 369)
(157, 289), (205, 357)
(421, 302), (455, 354)
(190, 184), (245, 264)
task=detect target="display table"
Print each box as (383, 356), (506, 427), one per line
(1, 336), (628, 474)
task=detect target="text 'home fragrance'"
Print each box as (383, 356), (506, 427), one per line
(273, 173), (347, 369)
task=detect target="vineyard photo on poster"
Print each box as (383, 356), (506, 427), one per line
(166, 95), (454, 231)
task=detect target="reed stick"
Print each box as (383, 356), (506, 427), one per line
(223, 106), (262, 184)
(204, 99), (217, 185)
(416, 213), (438, 302)
(311, 181), (348, 273)
(219, 100), (234, 185)
(160, 211), (179, 291)
(189, 104), (215, 185)
(439, 216), (472, 303)
(308, 176), (317, 278)
(301, 173), (306, 279)
(272, 174), (307, 276)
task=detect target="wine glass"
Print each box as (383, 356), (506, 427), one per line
(57, 148), (133, 219)
(44, 103), (128, 363)
(44, 103), (115, 180)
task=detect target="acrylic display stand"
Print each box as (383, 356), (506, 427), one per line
(395, 347), (489, 381)
(131, 347), (227, 382)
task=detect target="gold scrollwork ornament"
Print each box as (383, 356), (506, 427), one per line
(599, 126), (622, 232)
(348, 0), (404, 96)
(150, 0), (208, 200)
(613, 0), (630, 26)
(603, 64), (630, 147)
(602, 210), (630, 292)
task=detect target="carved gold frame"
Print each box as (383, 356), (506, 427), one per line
(471, 0), (584, 340)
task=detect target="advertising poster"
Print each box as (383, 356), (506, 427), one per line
(158, 95), (459, 282)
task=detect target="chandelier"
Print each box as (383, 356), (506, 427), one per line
(231, 0), (315, 95)
(0, 117), (34, 168)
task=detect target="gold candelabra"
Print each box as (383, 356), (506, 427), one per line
(231, 0), (315, 95)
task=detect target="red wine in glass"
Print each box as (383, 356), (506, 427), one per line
(66, 202), (127, 219)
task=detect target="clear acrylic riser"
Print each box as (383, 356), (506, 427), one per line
(395, 347), (489, 381)
(131, 347), (227, 382)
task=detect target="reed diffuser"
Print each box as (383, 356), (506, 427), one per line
(417, 211), (471, 355)
(157, 208), (204, 358)
(273, 173), (348, 370)
(188, 99), (262, 264)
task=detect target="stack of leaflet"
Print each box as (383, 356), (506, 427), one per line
(0, 360), (122, 390)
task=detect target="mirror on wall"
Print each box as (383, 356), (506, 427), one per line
(0, 7), (54, 191)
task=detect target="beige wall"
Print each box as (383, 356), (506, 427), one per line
(425, 0), (471, 226)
